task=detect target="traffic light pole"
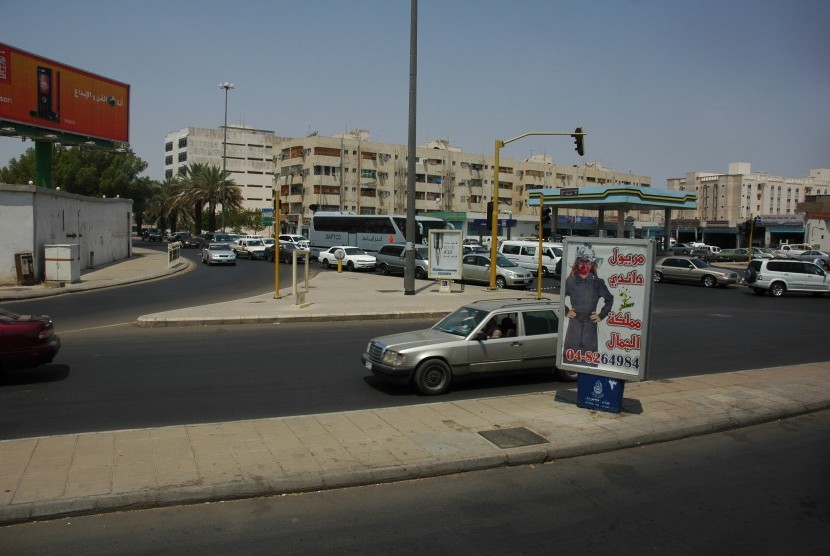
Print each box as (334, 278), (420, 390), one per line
(488, 129), (586, 290)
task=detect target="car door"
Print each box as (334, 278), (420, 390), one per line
(800, 262), (829, 292)
(467, 313), (524, 373)
(518, 309), (559, 369)
(462, 254), (487, 283)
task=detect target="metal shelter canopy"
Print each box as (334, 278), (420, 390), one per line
(527, 184), (698, 248)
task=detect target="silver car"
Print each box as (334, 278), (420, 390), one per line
(461, 253), (533, 289)
(362, 299), (571, 395)
(654, 256), (740, 288)
(201, 243), (237, 265)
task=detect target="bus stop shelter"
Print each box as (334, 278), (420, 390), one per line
(527, 184), (698, 251)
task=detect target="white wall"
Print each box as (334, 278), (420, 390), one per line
(0, 184), (133, 285)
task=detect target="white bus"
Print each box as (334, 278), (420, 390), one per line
(309, 212), (452, 255)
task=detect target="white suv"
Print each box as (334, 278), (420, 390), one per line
(744, 259), (830, 297)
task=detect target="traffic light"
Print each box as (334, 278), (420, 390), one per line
(487, 201), (493, 217)
(572, 127), (585, 156)
(542, 207), (552, 223)
(742, 220), (751, 235)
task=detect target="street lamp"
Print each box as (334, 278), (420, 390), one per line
(219, 82), (235, 231)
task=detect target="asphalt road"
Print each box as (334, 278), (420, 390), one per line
(4, 410), (828, 554)
(2, 246), (830, 439)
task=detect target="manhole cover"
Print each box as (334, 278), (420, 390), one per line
(478, 427), (549, 449)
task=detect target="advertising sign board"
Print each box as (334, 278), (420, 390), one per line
(0, 42), (129, 143)
(556, 237), (654, 382)
(427, 229), (462, 280)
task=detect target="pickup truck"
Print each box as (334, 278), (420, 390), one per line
(776, 243), (815, 258)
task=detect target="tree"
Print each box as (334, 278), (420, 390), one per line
(178, 163), (243, 233)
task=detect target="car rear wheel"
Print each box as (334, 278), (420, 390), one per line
(770, 282), (786, 297)
(556, 367), (579, 382)
(702, 275), (717, 288)
(653, 271), (664, 283)
(414, 359), (451, 395)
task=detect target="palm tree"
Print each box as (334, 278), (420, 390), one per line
(179, 163), (243, 233)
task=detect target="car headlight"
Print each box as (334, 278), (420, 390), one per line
(381, 350), (407, 367)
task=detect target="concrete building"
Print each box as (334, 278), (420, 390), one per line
(163, 127), (652, 239)
(274, 130), (651, 238)
(667, 163), (830, 248)
(164, 126), (290, 211)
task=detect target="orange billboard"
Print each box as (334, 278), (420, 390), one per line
(0, 42), (129, 143)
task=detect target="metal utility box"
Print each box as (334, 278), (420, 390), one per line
(44, 244), (81, 284)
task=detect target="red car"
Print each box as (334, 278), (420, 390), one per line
(0, 308), (61, 371)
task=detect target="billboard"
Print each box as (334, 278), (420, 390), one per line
(557, 237), (655, 382)
(0, 42), (129, 143)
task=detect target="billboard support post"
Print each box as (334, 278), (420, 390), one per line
(35, 141), (53, 188)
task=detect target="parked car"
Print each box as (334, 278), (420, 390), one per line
(461, 253), (533, 289)
(142, 228), (162, 242)
(716, 248), (752, 262)
(498, 240), (563, 277)
(669, 243), (694, 255)
(791, 250), (830, 269)
(201, 243), (237, 265)
(653, 256), (740, 288)
(361, 298), (570, 395)
(0, 307), (61, 371)
(744, 258), (830, 297)
(689, 247), (718, 263)
(753, 247), (782, 259)
(318, 246), (377, 271)
(278, 234), (311, 250)
(463, 245), (489, 255)
(375, 243), (430, 279)
(168, 231), (203, 248)
(232, 238), (268, 259)
(776, 243), (815, 258)
(202, 232), (234, 244)
(265, 242), (307, 263)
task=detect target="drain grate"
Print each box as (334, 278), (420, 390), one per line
(478, 427), (549, 449)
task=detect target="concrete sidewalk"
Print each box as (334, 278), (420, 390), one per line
(1, 246), (828, 525)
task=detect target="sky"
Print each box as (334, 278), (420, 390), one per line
(2, 0), (829, 187)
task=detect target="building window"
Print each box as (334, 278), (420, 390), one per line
(165, 142), (173, 152)
(178, 137), (187, 148)
(165, 155), (173, 165)
(178, 152), (187, 162)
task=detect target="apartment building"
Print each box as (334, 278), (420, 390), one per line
(275, 130), (651, 236)
(667, 163), (830, 247)
(163, 126), (290, 211)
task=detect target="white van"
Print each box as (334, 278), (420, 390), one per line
(498, 240), (563, 277)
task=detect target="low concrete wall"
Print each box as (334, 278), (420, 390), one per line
(0, 184), (133, 285)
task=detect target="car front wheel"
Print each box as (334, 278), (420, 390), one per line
(495, 276), (507, 289)
(347, 260), (355, 271)
(556, 367), (579, 382)
(414, 359), (452, 395)
(702, 275), (717, 288)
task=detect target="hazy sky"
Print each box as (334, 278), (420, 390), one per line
(2, 0), (828, 187)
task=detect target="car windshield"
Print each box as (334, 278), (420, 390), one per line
(495, 254), (518, 267)
(209, 244), (232, 251)
(433, 306), (490, 337)
(343, 248), (365, 255)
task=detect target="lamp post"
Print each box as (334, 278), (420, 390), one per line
(219, 82), (235, 232)
(488, 129), (586, 289)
